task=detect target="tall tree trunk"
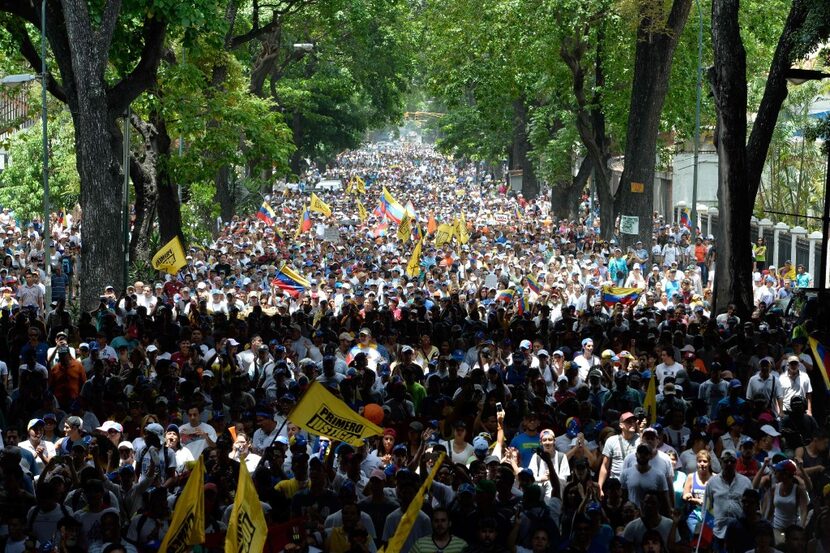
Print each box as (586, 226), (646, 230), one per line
(128, 152), (157, 265)
(511, 99), (539, 198)
(552, 156), (592, 220)
(710, 0), (813, 317)
(561, 24), (613, 238)
(615, 0), (692, 251)
(215, 165), (235, 223)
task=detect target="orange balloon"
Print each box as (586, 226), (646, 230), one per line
(363, 403), (384, 425)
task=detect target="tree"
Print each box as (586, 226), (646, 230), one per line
(710, 0), (829, 317)
(0, 0), (218, 309)
(614, 0), (693, 249)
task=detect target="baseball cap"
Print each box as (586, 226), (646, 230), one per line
(118, 441), (134, 450)
(65, 416), (83, 428)
(720, 449), (738, 460)
(369, 469), (386, 481)
(27, 418), (45, 430)
(97, 421), (123, 433)
(519, 339), (532, 350)
(473, 436), (489, 451)
(458, 483), (476, 495)
(760, 424), (781, 437)
(773, 460), (796, 475)
(484, 455), (500, 465)
(145, 423), (165, 438)
(619, 412), (636, 423)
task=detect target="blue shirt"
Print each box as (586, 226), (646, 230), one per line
(509, 432), (540, 468)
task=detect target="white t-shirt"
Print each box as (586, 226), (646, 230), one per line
(656, 361), (683, 388)
(27, 503), (74, 544)
(778, 371), (812, 411)
(178, 422), (218, 458)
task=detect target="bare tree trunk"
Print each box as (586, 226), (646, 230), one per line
(511, 98), (539, 198)
(552, 156), (592, 220)
(710, 0), (813, 318)
(561, 22), (614, 239)
(615, 0), (692, 250)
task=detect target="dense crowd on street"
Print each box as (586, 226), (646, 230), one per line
(0, 140), (827, 553)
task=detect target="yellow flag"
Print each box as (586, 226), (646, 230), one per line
(309, 193), (332, 217)
(225, 460), (267, 553)
(289, 381), (384, 446)
(357, 200), (368, 222)
(643, 372), (657, 426)
(152, 236), (187, 275)
(435, 223), (455, 247)
(380, 453), (446, 553)
(158, 456), (205, 553)
(457, 212), (470, 244)
(356, 177), (366, 195)
(397, 212), (411, 242)
(406, 239), (423, 278)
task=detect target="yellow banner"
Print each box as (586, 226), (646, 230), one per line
(643, 373), (657, 426)
(152, 236), (187, 275)
(310, 193), (332, 217)
(380, 453), (446, 553)
(158, 456), (205, 553)
(225, 460), (267, 553)
(455, 214), (469, 245)
(289, 381), (383, 446)
(406, 239), (423, 278)
(357, 200), (368, 222)
(435, 223), (455, 247)
(397, 212), (411, 242)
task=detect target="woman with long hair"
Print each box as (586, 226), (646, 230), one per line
(682, 449), (713, 539)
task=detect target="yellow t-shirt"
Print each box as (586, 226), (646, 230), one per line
(274, 478), (308, 499)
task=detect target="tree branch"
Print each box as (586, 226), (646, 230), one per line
(745, 0), (810, 198)
(228, 0), (316, 48)
(0, 0), (38, 26)
(2, 18), (67, 103)
(106, 15), (167, 114)
(97, 0), (123, 63)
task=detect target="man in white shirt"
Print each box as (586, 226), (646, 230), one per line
(746, 358), (783, 415)
(178, 404), (218, 458)
(655, 348), (684, 389)
(18, 418), (56, 476)
(701, 449), (752, 545)
(572, 338), (600, 381)
(779, 356), (813, 415)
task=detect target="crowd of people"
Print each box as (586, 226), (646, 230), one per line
(0, 140), (827, 553)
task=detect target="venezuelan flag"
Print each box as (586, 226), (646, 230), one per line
(695, 501), (715, 550)
(517, 295), (529, 315)
(256, 201), (276, 225)
(515, 204), (523, 219)
(680, 208), (690, 228)
(497, 289), (515, 303)
(272, 264), (310, 298)
(526, 274), (541, 294)
(601, 286), (643, 308)
(379, 186), (406, 224)
(808, 337), (830, 389)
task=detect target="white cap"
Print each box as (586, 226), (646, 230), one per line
(146, 344), (158, 353)
(519, 339), (532, 350)
(118, 441), (134, 450)
(537, 349), (549, 358)
(97, 421), (123, 434)
(760, 424), (781, 437)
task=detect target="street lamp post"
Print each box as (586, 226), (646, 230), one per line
(785, 68), (830, 290)
(691, 0), (703, 237)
